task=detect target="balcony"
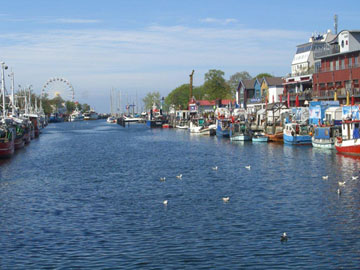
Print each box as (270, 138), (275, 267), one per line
(316, 63), (360, 73)
(312, 88), (360, 99)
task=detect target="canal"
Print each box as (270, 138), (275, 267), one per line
(1, 120), (360, 269)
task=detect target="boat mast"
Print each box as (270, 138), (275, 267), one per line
(1, 62), (8, 120)
(9, 69), (15, 116)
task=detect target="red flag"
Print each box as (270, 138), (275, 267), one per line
(295, 94), (300, 107)
(351, 95), (355, 106)
(287, 93), (290, 108)
(272, 94), (274, 103)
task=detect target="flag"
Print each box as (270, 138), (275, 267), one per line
(295, 94), (299, 107)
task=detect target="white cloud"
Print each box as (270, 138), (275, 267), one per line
(199, 17), (238, 25)
(54, 18), (101, 24)
(0, 24), (308, 112)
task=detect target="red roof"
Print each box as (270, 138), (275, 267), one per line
(193, 99), (236, 106)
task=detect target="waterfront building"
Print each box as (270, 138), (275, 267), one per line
(284, 30), (336, 106)
(312, 30), (360, 104)
(261, 77), (284, 104)
(236, 79), (256, 107)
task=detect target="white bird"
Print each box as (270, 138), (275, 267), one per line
(176, 174), (182, 179)
(337, 189), (341, 195)
(281, 232), (288, 242)
(338, 181), (346, 187)
(222, 197), (230, 203)
(322, 175), (329, 180)
(163, 200), (168, 205)
(245, 165), (251, 170)
(352, 176), (359, 180)
(212, 166), (218, 171)
(160, 177), (166, 182)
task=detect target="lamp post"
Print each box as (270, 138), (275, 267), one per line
(1, 61), (8, 120)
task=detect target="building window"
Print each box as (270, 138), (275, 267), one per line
(341, 59), (345, 69)
(341, 40), (344, 48)
(355, 56), (359, 66)
(345, 80), (352, 90)
(330, 61), (333, 71)
(335, 60), (339, 70)
(335, 81), (342, 89)
(354, 79), (359, 86)
(327, 82), (334, 89)
(349, 57), (353, 67)
(319, 83), (326, 90)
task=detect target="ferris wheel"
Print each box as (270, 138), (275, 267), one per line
(41, 77), (75, 101)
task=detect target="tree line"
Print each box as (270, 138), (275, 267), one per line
(142, 70), (273, 111)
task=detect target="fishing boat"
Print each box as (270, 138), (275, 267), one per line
(189, 118), (204, 133)
(83, 110), (98, 120)
(283, 122), (312, 145)
(215, 108), (231, 137)
(106, 116), (117, 123)
(49, 112), (64, 123)
(312, 126), (341, 149)
(335, 120), (360, 155)
(0, 120), (15, 158)
(176, 119), (189, 129)
(69, 108), (84, 122)
(252, 132), (268, 142)
(230, 122), (252, 141)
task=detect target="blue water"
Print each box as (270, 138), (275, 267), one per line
(1, 120), (360, 269)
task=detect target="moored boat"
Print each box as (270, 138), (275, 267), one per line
(252, 132), (268, 142)
(312, 126), (341, 149)
(0, 121), (15, 158)
(335, 120), (360, 155)
(230, 122), (252, 141)
(283, 123), (312, 145)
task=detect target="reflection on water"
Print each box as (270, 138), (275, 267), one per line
(1, 120), (360, 269)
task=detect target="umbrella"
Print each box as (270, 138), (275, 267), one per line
(351, 95), (355, 106)
(346, 91), (350, 105)
(334, 90), (337, 101)
(295, 94), (299, 107)
(272, 94), (274, 103)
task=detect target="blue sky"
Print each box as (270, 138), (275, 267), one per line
(0, 0), (359, 112)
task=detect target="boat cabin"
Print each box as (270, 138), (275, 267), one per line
(324, 107), (342, 126)
(341, 120), (360, 140)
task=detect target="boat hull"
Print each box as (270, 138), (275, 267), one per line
(146, 120), (163, 128)
(335, 139), (360, 155)
(266, 133), (284, 143)
(252, 136), (268, 142)
(283, 133), (312, 145)
(14, 137), (25, 150)
(0, 140), (14, 158)
(312, 138), (335, 149)
(230, 135), (251, 141)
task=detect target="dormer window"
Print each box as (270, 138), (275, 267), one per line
(341, 40), (344, 48)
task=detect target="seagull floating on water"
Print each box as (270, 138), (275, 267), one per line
(352, 176), (359, 180)
(245, 165), (251, 170)
(222, 197), (230, 203)
(322, 175), (329, 180)
(280, 232), (288, 242)
(160, 177), (166, 182)
(176, 174), (182, 179)
(212, 166), (218, 171)
(163, 200), (168, 205)
(338, 181), (346, 187)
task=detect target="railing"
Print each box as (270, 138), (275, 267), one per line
(316, 63), (360, 73)
(312, 88), (360, 98)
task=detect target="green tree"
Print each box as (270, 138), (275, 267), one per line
(203, 69), (231, 100)
(164, 84), (190, 110)
(254, 73), (273, 79)
(65, 101), (76, 114)
(228, 71), (252, 98)
(142, 91), (161, 111)
(81, 103), (90, 112)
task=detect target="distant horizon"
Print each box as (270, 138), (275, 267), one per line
(0, 0), (359, 113)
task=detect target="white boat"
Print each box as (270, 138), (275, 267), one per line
(69, 109), (84, 122)
(106, 116), (117, 123)
(311, 126), (340, 149)
(335, 120), (360, 155)
(83, 110), (98, 120)
(252, 132), (268, 142)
